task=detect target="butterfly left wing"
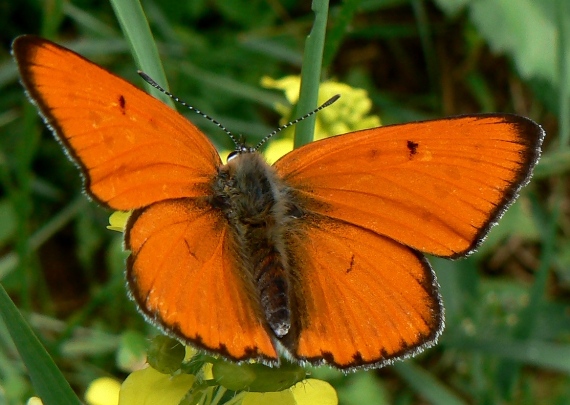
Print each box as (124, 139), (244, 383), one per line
(13, 35), (221, 211)
(282, 215), (442, 369)
(126, 198), (278, 363)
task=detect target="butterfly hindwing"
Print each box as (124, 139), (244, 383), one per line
(281, 215), (442, 369)
(126, 198), (278, 362)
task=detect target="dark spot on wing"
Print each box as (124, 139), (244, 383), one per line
(407, 140), (418, 158)
(346, 254), (355, 273)
(118, 95), (126, 114)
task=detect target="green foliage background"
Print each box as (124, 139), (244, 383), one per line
(0, 0), (569, 404)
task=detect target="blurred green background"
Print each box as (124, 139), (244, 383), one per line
(0, 0), (569, 404)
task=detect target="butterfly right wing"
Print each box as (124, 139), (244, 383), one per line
(275, 115), (543, 258)
(273, 114), (543, 369)
(125, 198), (278, 362)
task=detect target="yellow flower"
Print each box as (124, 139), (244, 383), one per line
(118, 367), (194, 405)
(107, 211), (131, 232)
(261, 75), (381, 163)
(242, 378), (338, 405)
(85, 377), (122, 405)
(116, 337), (337, 405)
(117, 359), (339, 405)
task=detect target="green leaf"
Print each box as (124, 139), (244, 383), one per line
(109, 0), (173, 106)
(212, 360), (306, 392)
(0, 284), (81, 405)
(448, 338), (570, 374)
(434, 0), (567, 87)
(393, 362), (468, 405)
(146, 335), (185, 375)
(294, 0), (330, 148)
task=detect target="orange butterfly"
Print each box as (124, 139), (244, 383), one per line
(13, 35), (544, 370)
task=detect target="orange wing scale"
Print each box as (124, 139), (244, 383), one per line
(275, 115), (542, 258)
(13, 36), (220, 211)
(287, 218), (442, 369)
(126, 199), (278, 362)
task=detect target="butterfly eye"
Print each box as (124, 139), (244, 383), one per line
(228, 145), (254, 161)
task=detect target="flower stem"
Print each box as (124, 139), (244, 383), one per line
(294, 0), (330, 148)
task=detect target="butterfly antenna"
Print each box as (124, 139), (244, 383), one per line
(254, 94), (341, 151)
(138, 71), (241, 148)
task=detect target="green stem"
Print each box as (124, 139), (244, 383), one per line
(294, 0), (330, 148)
(109, 0), (173, 106)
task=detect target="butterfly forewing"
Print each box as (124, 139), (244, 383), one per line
(13, 35), (221, 211)
(274, 114), (544, 258)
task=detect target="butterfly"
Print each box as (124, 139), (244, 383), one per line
(13, 35), (544, 370)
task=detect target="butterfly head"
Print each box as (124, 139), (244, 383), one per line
(227, 144), (257, 161)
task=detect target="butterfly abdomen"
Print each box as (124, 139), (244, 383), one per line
(211, 152), (299, 338)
